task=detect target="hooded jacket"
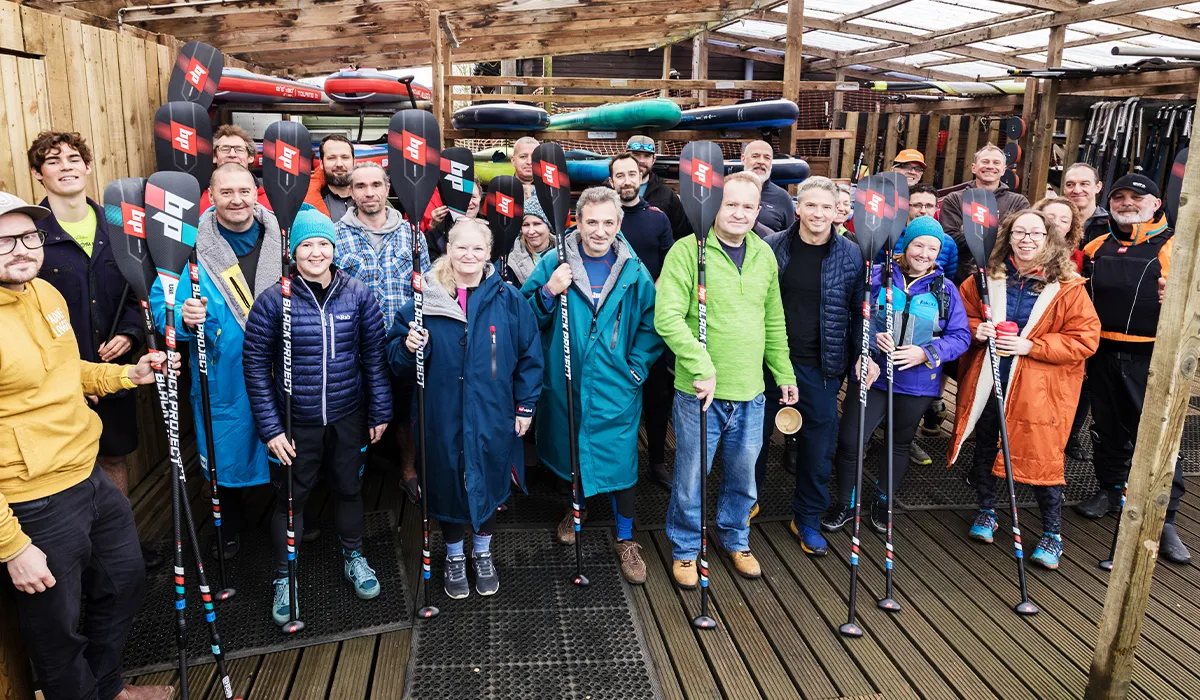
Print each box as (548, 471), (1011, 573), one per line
(642, 172), (691, 241)
(388, 267), (543, 529)
(1082, 213), (1173, 351)
(505, 235), (554, 287)
(334, 207), (432, 328)
(938, 180), (1030, 284)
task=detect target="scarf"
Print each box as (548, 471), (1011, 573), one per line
(195, 204), (282, 328)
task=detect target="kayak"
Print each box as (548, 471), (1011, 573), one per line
(452, 102), (549, 131)
(325, 69), (433, 103)
(216, 67), (325, 104)
(653, 156), (810, 185)
(475, 161), (515, 184)
(473, 147), (513, 161)
(254, 142), (388, 169)
(547, 99), (681, 131)
(676, 98), (798, 131)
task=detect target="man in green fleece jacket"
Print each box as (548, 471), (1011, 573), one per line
(656, 172), (797, 587)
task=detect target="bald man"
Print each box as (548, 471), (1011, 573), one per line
(511, 136), (539, 198)
(743, 140), (795, 233)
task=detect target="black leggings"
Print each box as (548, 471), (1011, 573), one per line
(970, 396), (1063, 533)
(609, 487), (636, 519)
(442, 516), (497, 544)
(833, 386), (933, 506)
(643, 353), (675, 465)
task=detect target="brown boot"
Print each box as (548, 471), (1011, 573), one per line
(114, 684), (174, 700)
(672, 559), (698, 589)
(556, 509), (587, 545)
(728, 551), (762, 579)
(614, 539), (647, 584)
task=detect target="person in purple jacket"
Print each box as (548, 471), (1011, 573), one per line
(822, 216), (971, 534)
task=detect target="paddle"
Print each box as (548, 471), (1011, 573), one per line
(1166, 147), (1187, 226)
(166, 41), (224, 109)
(153, 102), (214, 190)
(437, 146), (476, 219)
(484, 175), (525, 270)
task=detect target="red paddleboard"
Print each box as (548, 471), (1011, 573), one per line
(216, 67), (325, 104)
(325, 69), (432, 103)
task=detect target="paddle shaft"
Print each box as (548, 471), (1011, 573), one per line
(412, 224), (437, 616)
(280, 228), (302, 630)
(842, 261), (873, 635)
(697, 234), (711, 619)
(881, 258), (898, 608)
(558, 233), (587, 586)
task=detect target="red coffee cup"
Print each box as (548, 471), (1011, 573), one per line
(995, 321), (1019, 356)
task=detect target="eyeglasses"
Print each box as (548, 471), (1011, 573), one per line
(627, 142), (655, 154)
(894, 163), (925, 173)
(910, 202), (937, 210)
(0, 230), (47, 255)
(1011, 229), (1046, 241)
(216, 145), (250, 155)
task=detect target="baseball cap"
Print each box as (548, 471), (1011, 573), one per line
(1108, 173), (1160, 199)
(0, 192), (51, 220)
(626, 135), (656, 154)
(893, 149), (926, 167)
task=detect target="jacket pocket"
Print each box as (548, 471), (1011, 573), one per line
(0, 425), (54, 481)
(610, 309), (622, 350)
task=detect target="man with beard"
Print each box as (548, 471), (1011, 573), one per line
(743, 140), (795, 234)
(625, 135), (689, 240)
(306, 134), (356, 221)
(1077, 174), (1189, 563)
(199, 124), (273, 211)
(938, 144), (1029, 284)
(511, 136), (539, 199)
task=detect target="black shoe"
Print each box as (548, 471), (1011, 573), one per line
(1064, 437), (1087, 461)
(302, 527), (321, 543)
(781, 443), (797, 476)
(401, 476), (421, 504)
(1074, 489), (1120, 519)
(1161, 523), (1192, 564)
(921, 399), (945, 436)
(821, 505), (853, 533)
(210, 534), (240, 561)
(142, 544), (166, 570)
(649, 462), (672, 490)
(869, 500), (888, 535)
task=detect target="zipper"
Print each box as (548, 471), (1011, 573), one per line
(610, 308), (621, 350)
(319, 308), (328, 424)
(490, 325), (497, 379)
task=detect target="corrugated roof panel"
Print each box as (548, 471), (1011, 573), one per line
(849, 17), (930, 37)
(803, 30), (891, 51)
(803, 0), (885, 14)
(1069, 20), (1132, 35)
(870, 0), (998, 31)
(1141, 7), (1200, 20)
(926, 60), (1011, 77)
(722, 19), (790, 39)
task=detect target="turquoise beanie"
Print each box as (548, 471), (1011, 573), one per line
(522, 193), (553, 230)
(899, 215), (945, 253)
(288, 208), (337, 258)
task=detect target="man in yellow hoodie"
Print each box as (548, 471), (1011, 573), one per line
(0, 192), (170, 700)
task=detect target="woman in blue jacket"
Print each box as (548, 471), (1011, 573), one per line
(243, 209), (392, 625)
(823, 216), (971, 533)
(388, 218), (543, 600)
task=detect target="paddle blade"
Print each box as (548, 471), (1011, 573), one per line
(104, 178), (154, 302)
(438, 147), (476, 218)
(166, 41), (224, 109)
(1166, 147), (1187, 226)
(261, 120), (312, 233)
(388, 110), (440, 228)
(143, 172), (200, 308)
(531, 143), (571, 236)
(678, 141), (724, 239)
(484, 175), (524, 261)
(876, 171), (910, 252)
(153, 102), (213, 189)
(851, 174), (902, 261)
(961, 187), (1000, 269)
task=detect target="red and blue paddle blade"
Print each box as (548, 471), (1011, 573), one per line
(261, 120), (313, 233)
(143, 171), (200, 308)
(852, 173), (905, 262)
(678, 141), (724, 240)
(388, 110), (440, 229)
(484, 175), (524, 261)
(438, 147), (476, 219)
(532, 143), (571, 237)
(153, 102), (213, 189)
(104, 178), (154, 303)
(962, 187), (1000, 270)
(1166, 147), (1187, 226)
(166, 41), (224, 109)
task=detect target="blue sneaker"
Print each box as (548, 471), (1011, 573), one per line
(1031, 533), (1063, 569)
(472, 551), (500, 596)
(969, 509), (999, 543)
(272, 577), (297, 626)
(790, 520), (828, 556)
(344, 551), (381, 600)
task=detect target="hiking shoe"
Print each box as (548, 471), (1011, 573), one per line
(749, 502), (761, 521)
(791, 521), (828, 556)
(444, 555), (469, 599)
(1031, 533), (1063, 569)
(649, 462), (672, 490)
(556, 509), (587, 545)
(909, 442), (933, 466)
(210, 534), (240, 561)
(869, 499), (889, 535)
(472, 551), (500, 596)
(969, 509), (999, 543)
(1074, 489), (1120, 519)
(672, 559), (698, 589)
(344, 551), (380, 600)
(921, 399), (945, 436)
(271, 577), (297, 626)
(302, 527), (321, 543)
(614, 539), (647, 584)
(401, 476), (421, 504)
(821, 504), (853, 533)
(1064, 436), (1087, 461)
(728, 551), (761, 579)
(1161, 523), (1192, 564)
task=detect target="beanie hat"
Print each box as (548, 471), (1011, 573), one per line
(289, 208), (337, 257)
(522, 193), (553, 230)
(899, 215), (946, 253)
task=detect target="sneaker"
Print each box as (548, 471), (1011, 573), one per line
(909, 442), (933, 466)
(472, 551), (500, 596)
(210, 534), (240, 561)
(556, 509), (587, 545)
(443, 555), (469, 599)
(790, 521), (828, 556)
(649, 462), (672, 490)
(821, 505), (853, 533)
(921, 399), (945, 436)
(728, 551), (761, 579)
(614, 539), (647, 584)
(869, 499), (889, 535)
(1064, 436), (1087, 461)
(344, 551), (381, 600)
(401, 476), (421, 504)
(1161, 523), (1192, 564)
(1074, 489), (1120, 519)
(969, 509), (999, 543)
(1031, 533), (1063, 569)
(672, 559), (698, 589)
(749, 502), (761, 520)
(271, 577), (297, 626)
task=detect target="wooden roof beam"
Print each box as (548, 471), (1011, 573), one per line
(803, 16), (1045, 70)
(118, 0), (419, 23)
(791, 36), (973, 81)
(834, 0), (912, 23)
(998, 0), (1200, 44)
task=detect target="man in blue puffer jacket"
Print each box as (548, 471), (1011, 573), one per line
(243, 209), (392, 625)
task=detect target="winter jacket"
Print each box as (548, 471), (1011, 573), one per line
(505, 236), (553, 287)
(303, 166), (350, 221)
(757, 180), (796, 234)
(763, 225), (865, 379)
(242, 269), (392, 442)
(949, 271), (1100, 486)
(334, 207), (432, 328)
(874, 224), (958, 278)
(522, 233), (664, 496)
(620, 199), (674, 280)
(388, 268), (543, 529)
(938, 180), (1030, 284)
(643, 172), (691, 241)
(1082, 214), (1173, 351)
(1081, 206), (1109, 246)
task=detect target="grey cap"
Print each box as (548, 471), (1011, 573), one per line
(626, 134), (656, 152)
(0, 192), (51, 221)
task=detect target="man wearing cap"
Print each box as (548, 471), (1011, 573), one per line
(1076, 173), (1189, 563)
(743, 140), (795, 233)
(0, 192), (172, 700)
(891, 149), (927, 188)
(626, 135), (691, 240)
(938, 143), (1030, 284)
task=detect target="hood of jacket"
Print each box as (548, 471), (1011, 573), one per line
(1105, 212), (1170, 247)
(508, 235), (554, 284)
(422, 263), (500, 323)
(559, 229), (636, 309)
(196, 204), (282, 328)
(338, 205), (406, 235)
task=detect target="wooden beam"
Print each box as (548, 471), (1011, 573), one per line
(1000, 29), (1146, 57)
(692, 30), (708, 107)
(839, 111), (859, 179)
(942, 114), (961, 187)
(1001, 0), (1200, 44)
(922, 115), (940, 184)
(863, 111), (880, 173)
(707, 42), (785, 65)
(430, 7), (444, 149)
(962, 115), (980, 183)
(780, 0), (803, 153)
(660, 43), (673, 97)
(829, 68), (846, 175)
(1058, 68), (1200, 95)
(1062, 118), (1084, 173)
(1017, 77), (1036, 190)
(882, 94), (1025, 115)
(120, 0), (419, 23)
(1028, 24), (1064, 201)
(835, 0), (911, 23)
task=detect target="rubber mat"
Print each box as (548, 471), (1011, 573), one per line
(122, 510), (411, 675)
(404, 528), (661, 700)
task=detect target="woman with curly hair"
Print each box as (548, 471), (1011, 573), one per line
(1034, 196), (1085, 272)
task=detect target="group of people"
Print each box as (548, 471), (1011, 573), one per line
(0, 121), (1189, 700)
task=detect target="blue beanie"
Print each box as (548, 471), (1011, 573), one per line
(289, 208), (337, 257)
(899, 215), (945, 253)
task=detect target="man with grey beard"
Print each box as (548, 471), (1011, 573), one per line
(742, 140), (795, 233)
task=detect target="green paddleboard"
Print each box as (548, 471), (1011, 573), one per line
(547, 98), (681, 132)
(475, 160), (515, 185)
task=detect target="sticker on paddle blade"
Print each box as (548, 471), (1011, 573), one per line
(167, 41), (224, 109)
(104, 178), (155, 302)
(532, 143), (571, 236)
(261, 120), (312, 233)
(437, 147), (476, 218)
(961, 187), (1000, 270)
(678, 141), (724, 239)
(144, 172), (200, 308)
(484, 175), (524, 262)
(388, 110), (440, 229)
(1167, 147), (1188, 227)
(153, 102), (213, 188)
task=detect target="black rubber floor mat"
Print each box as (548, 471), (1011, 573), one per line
(404, 528), (661, 700)
(123, 510), (411, 675)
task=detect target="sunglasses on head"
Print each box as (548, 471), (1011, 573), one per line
(627, 142), (655, 153)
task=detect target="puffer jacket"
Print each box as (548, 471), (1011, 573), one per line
(763, 224), (864, 378)
(938, 180), (1030, 284)
(242, 268), (392, 440)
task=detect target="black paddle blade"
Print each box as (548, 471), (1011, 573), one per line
(437, 147), (476, 218)
(144, 172), (200, 308)
(531, 143), (571, 236)
(166, 41), (224, 109)
(1167, 147), (1187, 226)
(876, 171), (910, 252)
(961, 187), (1000, 269)
(104, 178), (154, 302)
(678, 141), (724, 239)
(484, 175), (524, 261)
(153, 102), (213, 189)
(261, 120), (313, 233)
(852, 173), (907, 261)
(388, 110), (440, 228)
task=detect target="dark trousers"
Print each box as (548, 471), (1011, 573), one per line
(272, 409), (368, 570)
(643, 353), (675, 465)
(1088, 349), (1185, 519)
(970, 397), (1064, 533)
(1069, 375), (1091, 442)
(4, 467), (144, 700)
(833, 386), (933, 506)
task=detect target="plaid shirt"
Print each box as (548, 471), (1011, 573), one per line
(334, 212), (432, 328)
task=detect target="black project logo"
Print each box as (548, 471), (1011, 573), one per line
(190, 262), (208, 374)
(164, 326), (183, 479)
(282, 277), (293, 394)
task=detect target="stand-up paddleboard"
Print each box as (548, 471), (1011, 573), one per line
(475, 159), (610, 186)
(325, 69), (432, 104)
(216, 67), (325, 104)
(653, 156), (810, 184)
(474, 146), (513, 161)
(452, 102), (549, 131)
(253, 141), (388, 169)
(547, 98), (681, 131)
(677, 98), (799, 131)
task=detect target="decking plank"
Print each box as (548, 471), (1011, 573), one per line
(246, 648), (300, 700)
(327, 636), (376, 700)
(628, 578), (687, 700)
(368, 630), (409, 700)
(287, 643), (337, 700)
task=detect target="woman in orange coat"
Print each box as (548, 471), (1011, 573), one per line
(949, 209), (1100, 570)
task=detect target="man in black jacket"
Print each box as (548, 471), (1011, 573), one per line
(743, 140), (795, 234)
(625, 136), (690, 240)
(938, 143), (1030, 284)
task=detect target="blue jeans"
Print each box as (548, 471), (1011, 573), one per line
(666, 390), (765, 560)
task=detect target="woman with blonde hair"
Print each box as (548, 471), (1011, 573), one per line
(949, 209), (1100, 570)
(1033, 196), (1085, 271)
(387, 218), (544, 600)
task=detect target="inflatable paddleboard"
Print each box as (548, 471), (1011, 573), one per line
(216, 67), (325, 104)
(325, 69), (432, 104)
(475, 161), (516, 185)
(676, 98), (799, 131)
(474, 147), (513, 161)
(475, 158), (611, 186)
(548, 98), (681, 131)
(254, 142), (388, 169)
(653, 156), (810, 185)
(452, 102), (549, 131)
